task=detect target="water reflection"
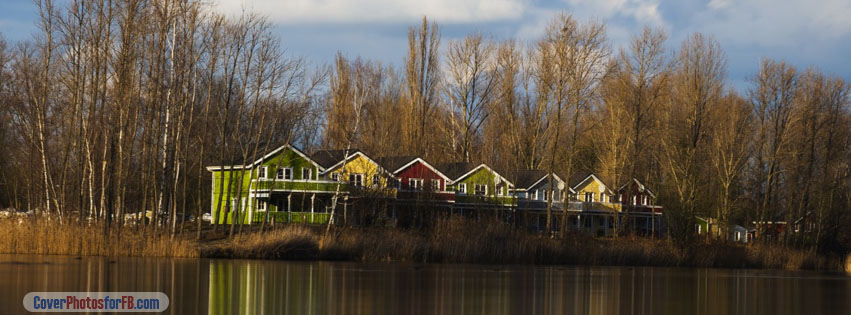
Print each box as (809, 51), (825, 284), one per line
(206, 260), (851, 315)
(1, 254), (849, 314)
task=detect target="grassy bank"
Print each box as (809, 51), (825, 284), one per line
(0, 218), (198, 258)
(205, 216), (844, 271)
(1, 215), (841, 271)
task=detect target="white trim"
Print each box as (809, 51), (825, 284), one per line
(205, 144), (325, 172)
(451, 164), (514, 187)
(527, 173), (575, 194)
(393, 157), (452, 182)
(409, 178), (424, 190)
(321, 151), (392, 177)
(572, 173), (608, 193)
(348, 173), (364, 187)
(281, 167), (293, 180)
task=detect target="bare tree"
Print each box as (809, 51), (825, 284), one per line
(536, 13), (608, 235)
(405, 17), (441, 157)
(748, 59), (797, 238)
(445, 33), (496, 162)
(660, 33), (726, 242)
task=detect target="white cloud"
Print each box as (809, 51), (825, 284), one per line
(690, 0), (851, 47)
(707, 0), (731, 10)
(213, 0), (528, 24)
(561, 0), (665, 27)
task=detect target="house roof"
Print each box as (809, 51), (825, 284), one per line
(206, 143), (321, 171)
(510, 169), (570, 192)
(617, 178), (656, 198)
(376, 156), (419, 173)
(310, 149), (360, 169)
(377, 156), (452, 181)
(437, 162), (514, 186)
(512, 169), (548, 189)
(436, 162), (478, 181)
(567, 171), (595, 188)
(568, 171), (614, 194)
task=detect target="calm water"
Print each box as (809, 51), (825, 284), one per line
(1, 254), (849, 314)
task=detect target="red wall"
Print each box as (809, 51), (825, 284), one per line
(396, 161), (446, 191)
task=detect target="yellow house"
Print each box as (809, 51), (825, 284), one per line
(568, 172), (620, 211)
(567, 171), (621, 236)
(311, 149), (394, 191)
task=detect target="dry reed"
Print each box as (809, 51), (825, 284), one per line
(0, 217), (198, 257)
(204, 216), (844, 271)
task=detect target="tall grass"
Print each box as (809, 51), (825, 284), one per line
(206, 216), (844, 271)
(0, 217), (199, 258)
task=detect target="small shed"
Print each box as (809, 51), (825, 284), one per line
(729, 225), (748, 243)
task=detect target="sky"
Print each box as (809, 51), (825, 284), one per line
(1, 0), (850, 92)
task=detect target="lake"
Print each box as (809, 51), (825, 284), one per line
(1, 254), (849, 314)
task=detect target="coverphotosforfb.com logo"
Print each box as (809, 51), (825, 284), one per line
(23, 292), (169, 313)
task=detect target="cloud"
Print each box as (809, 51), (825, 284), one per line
(213, 0), (529, 24)
(561, 0), (665, 27)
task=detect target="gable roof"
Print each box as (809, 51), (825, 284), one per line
(568, 171), (614, 194)
(377, 156), (451, 181)
(310, 149), (360, 169)
(312, 149), (391, 176)
(567, 171), (594, 188)
(206, 143), (322, 171)
(510, 169), (572, 192)
(617, 178), (656, 198)
(437, 162), (514, 187)
(375, 156), (418, 173)
(436, 162), (478, 181)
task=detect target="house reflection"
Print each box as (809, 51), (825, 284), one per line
(206, 260), (850, 315)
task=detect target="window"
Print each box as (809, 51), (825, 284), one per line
(373, 174), (381, 186)
(532, 190), (538, 200)
(349, 174), (364, 187)
(276, 167), (293, 180)
(458, 183), (467, 194)
(302, 168), (312, 180)
(409, 178), (423, 191)
(258, 167), (268, 179)
(585, 192), (594, 202)
(331, 173), (340, 182)
(543, 189), (549, 201)
(474, 184), (487, 196)
(257, 201), (267, 211)
(496, 186), (504, 196)
(431, 179), (440, 191)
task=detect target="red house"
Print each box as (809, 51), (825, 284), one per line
(377, 156), (454, 203)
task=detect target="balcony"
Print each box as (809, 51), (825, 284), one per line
(250, 179), (344, 192)
(455, 194), (517, 206)
(252, 211), (336, 224)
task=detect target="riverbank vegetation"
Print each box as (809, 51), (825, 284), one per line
(0, 217), (198, 258)
(0, 215), (842, 271)
(0, 0), (849, 263)
(205, 216), (843, 271)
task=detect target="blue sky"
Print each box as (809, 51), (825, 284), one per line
(2, 0), (850, 92)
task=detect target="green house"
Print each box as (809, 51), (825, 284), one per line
(439, 163), (517, 208)
(206, 144), (347, 225)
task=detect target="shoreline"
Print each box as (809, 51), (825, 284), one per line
(2, 217), (846, 272)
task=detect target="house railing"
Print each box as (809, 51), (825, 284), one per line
(251, 211), (338, 225)
(250, 180), (344, 192)
(455, 194), (517, 206)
